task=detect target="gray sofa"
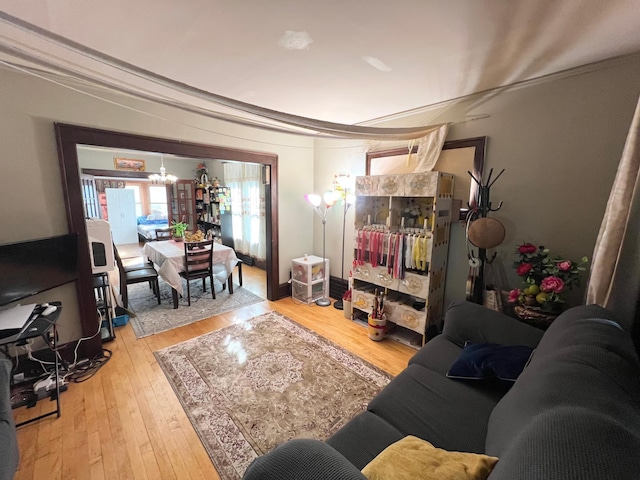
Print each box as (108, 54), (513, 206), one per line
(243, 300), (640, 479)
(1, 358), (19, 480)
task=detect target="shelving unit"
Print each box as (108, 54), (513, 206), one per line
(195, 185), (232, 245)
(351, 172), (454, 346)
(291, 255), (330, 304)
(2, 302), (64, 426)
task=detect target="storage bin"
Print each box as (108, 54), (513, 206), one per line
(112, 314), (129, 327)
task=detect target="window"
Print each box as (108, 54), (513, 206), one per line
(149, 185), (168, 216)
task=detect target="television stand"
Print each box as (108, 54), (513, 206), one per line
(1, 302), (63, 427)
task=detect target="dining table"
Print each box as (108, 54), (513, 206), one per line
(142, 239), (239, 308)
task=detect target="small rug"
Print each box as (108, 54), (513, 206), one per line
(154, 311), (392, 480)
(126, 278), (264, 338)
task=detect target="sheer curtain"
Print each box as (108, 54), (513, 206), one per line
(224, 163), (266, 261)
(586, 94), (640, 332)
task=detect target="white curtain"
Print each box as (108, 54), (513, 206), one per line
(586, 94), (640, 331)
(224, 163), (266, 261)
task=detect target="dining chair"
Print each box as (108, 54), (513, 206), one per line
(112, 242), (154, 273)
(113, 244), (161, 308)
(180, 240), (215, 305)
(155, 227), (172, 241)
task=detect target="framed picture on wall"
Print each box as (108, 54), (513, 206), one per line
(114, 157), (146, 172)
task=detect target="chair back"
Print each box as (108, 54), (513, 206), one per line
(112, 243), (126, 284)
(155, 228), (172, 241)
(184, 240), (213, 275)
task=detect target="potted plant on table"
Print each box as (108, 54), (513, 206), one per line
(170, 221), (189, 242)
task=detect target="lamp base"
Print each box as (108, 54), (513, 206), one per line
(315, 297), (332, 307)
(333, 299), (344, 310)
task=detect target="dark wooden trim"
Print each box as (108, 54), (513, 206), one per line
(81, 168), (152, 179)
(278, 282), (291, 300)
(55, 124), (280, 358)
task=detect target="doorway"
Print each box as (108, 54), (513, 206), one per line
(55, 124), (280, 359)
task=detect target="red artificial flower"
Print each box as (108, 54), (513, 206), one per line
(508, 289), (521, 303)
(518, 243), (537, 254)
(541, 276), (565, 293)
(557, 260), (572, 271)
(516, 263), (533, 276)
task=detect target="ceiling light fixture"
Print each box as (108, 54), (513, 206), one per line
(149, 156), (177, 184)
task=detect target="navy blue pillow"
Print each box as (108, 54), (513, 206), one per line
(446, 343), (534, 382)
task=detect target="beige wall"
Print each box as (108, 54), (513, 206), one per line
(314, 56), (640, 309)
(0, 67), (314, 343)
(1, 54), (639, 344)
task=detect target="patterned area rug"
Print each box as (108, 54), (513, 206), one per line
(127, 278), (264, 338)
(154, 311), (392, 480)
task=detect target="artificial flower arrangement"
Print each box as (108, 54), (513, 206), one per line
(195, 163), (209, 179)
(508, 242), (589, 313)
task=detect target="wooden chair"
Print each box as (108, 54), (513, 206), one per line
(180, 240), (215, 305)
(113, 244), (161, 309)
(155, 228), (172, 241)
(112, 242), (154, 273)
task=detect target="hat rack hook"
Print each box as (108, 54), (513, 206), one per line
(465, 168), (506, 304)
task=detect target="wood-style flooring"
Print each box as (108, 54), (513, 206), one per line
(13, 264), (415, 480)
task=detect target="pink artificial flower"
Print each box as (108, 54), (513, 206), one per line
(516, 263), (533, 276)
(518, 243), (537, 254)
(508, 289), (521, 303)
(541, 276), (565, 294)
(557, 260), (572, 271)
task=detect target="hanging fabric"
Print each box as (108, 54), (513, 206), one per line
(586, 94), (640, 331)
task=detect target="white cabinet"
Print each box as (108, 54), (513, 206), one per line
(106, 188), (138, 244)
(352, 171), (454, 345)
(291, 255), (330, 304)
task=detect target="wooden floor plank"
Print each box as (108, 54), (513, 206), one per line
(13, 264), (415, 479)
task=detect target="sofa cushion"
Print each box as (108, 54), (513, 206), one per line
(326, 411), (405, 470)
(242, 438), (367, 480)
(446, 343), (534, 382)
(487, 407), (640, 480)
(361, 435), (498, 480)
(408, 334), (464, 376)
(367, 364), (503, 454)
(486, 307), (640, 459)
(442, 300), (544, 349)
(0, 359), (19, 480)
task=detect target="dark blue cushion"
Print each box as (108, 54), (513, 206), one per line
(446, 343), (534, 382)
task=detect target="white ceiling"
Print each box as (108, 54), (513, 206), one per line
(1, 1), (640, 130)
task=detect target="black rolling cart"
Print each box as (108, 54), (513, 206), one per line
(1, 302), (63, 427)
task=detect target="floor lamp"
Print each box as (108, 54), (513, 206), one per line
(333, 177), (355, 310)
(305, 192), (337, 307)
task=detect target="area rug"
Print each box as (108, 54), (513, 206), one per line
(126, 278), (264, 338)
(154, 311), (392, 480)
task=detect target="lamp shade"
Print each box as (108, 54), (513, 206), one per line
(305, 194), (321, 207)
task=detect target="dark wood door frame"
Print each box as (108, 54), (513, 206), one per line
(55, 123), (279, 358)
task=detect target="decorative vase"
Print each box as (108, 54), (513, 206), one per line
(343, 300), (352, 319)
(368, 314), (386, 342)
(173, 236), (184, 242)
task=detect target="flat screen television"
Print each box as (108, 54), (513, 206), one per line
(0, 233), (79, 307)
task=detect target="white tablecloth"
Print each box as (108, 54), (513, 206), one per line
(142, 240), (238, 296)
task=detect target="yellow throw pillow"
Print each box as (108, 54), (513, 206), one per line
(361, 436), (498, 480)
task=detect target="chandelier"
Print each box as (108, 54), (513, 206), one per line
(149, 156), (177, 184)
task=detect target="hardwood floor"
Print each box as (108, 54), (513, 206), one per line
(13, 265), (415, 480)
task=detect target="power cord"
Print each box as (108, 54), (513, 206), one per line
(64, 349), (112, 383)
